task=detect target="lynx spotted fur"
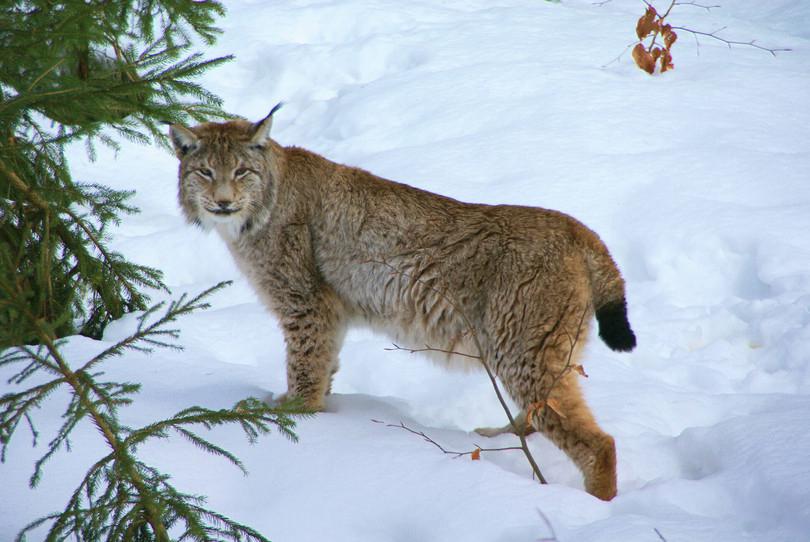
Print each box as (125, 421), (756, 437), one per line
(169, 108), (636, 500)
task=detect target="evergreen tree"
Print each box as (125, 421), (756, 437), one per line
(0, 3), (310, 540)
(0, 0), (232, 345)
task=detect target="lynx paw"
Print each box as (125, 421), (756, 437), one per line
(268, 391), (327, 412)
(474, 424), (514, 438)
(474, 419), (537, 438)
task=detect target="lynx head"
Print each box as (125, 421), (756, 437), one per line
(169, 104), (282, 237)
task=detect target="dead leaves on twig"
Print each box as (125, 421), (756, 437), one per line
(628, 1), (789, 75)
(633, 5), (677, 74)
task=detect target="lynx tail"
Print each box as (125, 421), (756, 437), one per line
(582, 236), (637, 353)
(595, 299), (636, 352)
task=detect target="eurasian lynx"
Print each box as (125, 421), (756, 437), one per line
(169, 106), (636, 500)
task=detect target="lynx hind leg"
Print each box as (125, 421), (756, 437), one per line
(496, 300), (617, 500)
(530, 372), (617, 501)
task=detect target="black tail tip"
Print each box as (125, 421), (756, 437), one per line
(596, 300), (636, 352)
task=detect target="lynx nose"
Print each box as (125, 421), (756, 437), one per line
(215, 199), (233, 210)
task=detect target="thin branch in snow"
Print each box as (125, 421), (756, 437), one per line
(674, 1), (720, 11)
(384, 343), (480, 361)
(374, 420), (522, 458)
(536, 508), (560, 541)
(670, 25), (792, 56)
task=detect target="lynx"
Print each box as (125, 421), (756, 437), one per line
(169, 106), (636, 500)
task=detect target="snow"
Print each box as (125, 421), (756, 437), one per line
(3, 0), (810, 540)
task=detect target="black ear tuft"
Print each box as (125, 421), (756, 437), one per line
(251, 102), (284, 133)
(249, 102), (284, 148)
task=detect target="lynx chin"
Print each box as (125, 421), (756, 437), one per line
(169, 106), (636, 501)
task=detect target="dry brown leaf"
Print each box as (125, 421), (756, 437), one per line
(573, 364), (589, 378)
(632, 43), (656, 74)
(471, 448), (481, 461)
(663, 26), (678, 49)
(636, 6), (659, 40)
(660, 49), (675, 72)
(526, 401), (545, 427)
(546, 398), (567, 419)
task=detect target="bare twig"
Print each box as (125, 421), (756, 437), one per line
(536, 508), (560, 542)
(382, 341), (547, 482)
(670, 25), (791, 56)
(384, 343), (479, 360)
(374, 420), (522, 458)
(654, 527), (668, 542)
(642, 0), (676, 19)
(602, 41), (637, 68)
(674, 1), (719, 11)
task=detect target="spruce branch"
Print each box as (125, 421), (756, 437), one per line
(76, 281), (233, 375)
(2, 281), (305, 541)
(23, 315), (172, 541)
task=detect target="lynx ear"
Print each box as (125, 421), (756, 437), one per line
(249, 102), (283, 148)
(169, 124), (199, 158)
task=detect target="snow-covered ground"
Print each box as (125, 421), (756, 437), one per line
(3, 1), (810, 540)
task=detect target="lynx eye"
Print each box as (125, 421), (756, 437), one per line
(196, 168), (214, 179)
(234, 167), (250, 178)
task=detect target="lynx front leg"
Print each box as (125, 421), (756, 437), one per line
(279, 289), (345, 411)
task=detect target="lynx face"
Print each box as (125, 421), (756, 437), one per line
(170, 110), (279, 236)
(179, 153), (266, 233)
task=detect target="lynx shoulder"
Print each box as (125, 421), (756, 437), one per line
(169, 108), (635, 500)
